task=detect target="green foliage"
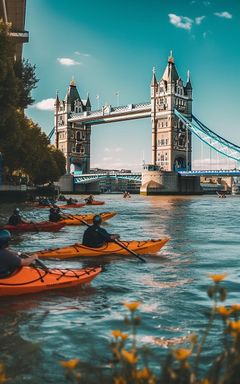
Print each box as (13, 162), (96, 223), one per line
(60, 275), (240, 384)
(0, 20), (66, 184)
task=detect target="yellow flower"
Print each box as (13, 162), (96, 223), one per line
(112, 330), (129, 340)
(217, 306), (232, 317)
(112, 330), (122, 338)
(0, 374), (6, 384)
(229, 320), (240, 333)
(124, 301), (140, 312)
(0, 364), (6, 383)
(135, 367), (151, 379)
(208, 273), (227, 283)
(231, 304), (240, 312)
(172, 348), (192, 361)
(114, 377), (127, 384)
(60, 358), (80, 369)
(201, 380), (211, 384)
(121, 349), (138, 364)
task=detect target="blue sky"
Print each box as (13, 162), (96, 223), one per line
(24, 0), (240, 170)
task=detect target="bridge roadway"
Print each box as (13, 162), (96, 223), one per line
(74, 172), (142, 184)
(73, 170), (240, 184)
(68, 102), (151, 124)
(178, 170), (240, 177)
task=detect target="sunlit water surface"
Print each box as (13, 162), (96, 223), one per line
(0, 194), (240, 382)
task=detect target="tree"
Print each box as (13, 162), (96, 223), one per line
(0, 20), (66, 184)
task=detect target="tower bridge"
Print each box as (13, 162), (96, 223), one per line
(54, 52), (240, 194)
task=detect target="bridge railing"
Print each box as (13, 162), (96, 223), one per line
(70, 102), (151, 121)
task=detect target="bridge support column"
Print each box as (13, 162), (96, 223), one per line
(140, 165), (201, 195)
(74, 181), (101, 194)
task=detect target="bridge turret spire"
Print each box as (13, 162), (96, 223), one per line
(151, 66), (157, 86)
(168, 50), (174, 63)
(162, 50), (179, 82)
(186, 70), (192, 89)
(65, 79), (81, 110)
(54, 91), (60, 110)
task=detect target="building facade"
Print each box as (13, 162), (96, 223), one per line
(151, 52), (192, 172)
(54, 80), (91, 174)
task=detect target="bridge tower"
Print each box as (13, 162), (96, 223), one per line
(151, 52), (192, 172)
(54, 80), (91, 174)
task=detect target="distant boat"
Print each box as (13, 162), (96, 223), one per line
(232, 183), (240, 195)
(216, 191), (226, 198)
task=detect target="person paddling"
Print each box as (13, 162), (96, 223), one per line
(0, 230), (38, 278)
(85, 194), (94, 204)
(49, 206), (63, 222)
(8, 208), (28, 226)
(82, 214), (120, 248)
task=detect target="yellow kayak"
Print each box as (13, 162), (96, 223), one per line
(34, 238), (169, 259)
(61, 211), (117, 226)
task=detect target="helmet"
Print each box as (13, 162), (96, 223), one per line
(93, 215), (102, 225)
(93, 214), (102, 225)
(0, 230), (11, 247)
(14, 208), (20, 214)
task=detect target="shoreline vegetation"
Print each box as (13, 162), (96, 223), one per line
(0, 20), (66, 188)
(30, 273), (240, 384)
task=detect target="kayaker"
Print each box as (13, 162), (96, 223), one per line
(49, 206), (63, 222)
(82, 214), (120, 248)
(38, 198), (51, 206)
(85, 194), (94, 204)
(0, 230), (38, 278)
(66, 197), (77, 205)
(8, 208), (29, 226)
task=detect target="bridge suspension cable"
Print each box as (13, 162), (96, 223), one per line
(47, 127), (55, 142)
(174, 109), (240, 162)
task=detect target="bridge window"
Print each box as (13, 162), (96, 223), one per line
(166, 138), (169, 145)
(76, 131), (81, 141)
(161, 139), (164, 146)
(72, 147), (75, 152)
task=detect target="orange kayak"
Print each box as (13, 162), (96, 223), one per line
(58, 203), (86, 209)
(0, 221), (65, 232)
(0, 266), (101, 296)
(85, 200), (105, 205)
(61, 211), (116, 226)
(34, 238), (169, 259)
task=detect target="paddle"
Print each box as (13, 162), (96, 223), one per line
(62, 213), (146, 263)
(19, 252), (49, 271)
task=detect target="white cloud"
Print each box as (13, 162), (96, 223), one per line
(74, 51), (90, 57)
(103, 157), (113, 161)
(195, 16), (205, 25)
(168, 13), (193, 30)
(104, 147), (111, 152)
(115, 147), (123, 153)
(32, 98), (55, 111)
(57, 57), (81, 66)
(214, 11), (232, 19)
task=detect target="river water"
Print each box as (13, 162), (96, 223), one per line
(0, 194), (240, 383)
